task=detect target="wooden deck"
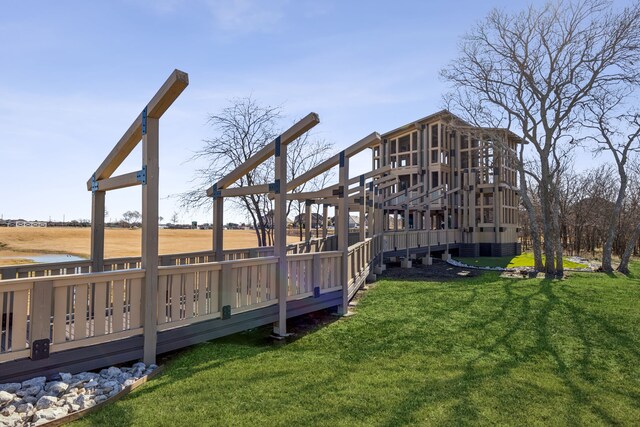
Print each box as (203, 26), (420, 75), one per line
(0, 230), (458, 383)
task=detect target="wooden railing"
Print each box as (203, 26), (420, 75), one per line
(0, 269), (145, 362)
(383, 229), (461, 251)
(286, 251), (342, 300)
(347, 238), (374, 300)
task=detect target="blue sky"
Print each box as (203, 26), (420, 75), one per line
(0, 0), (610, 224)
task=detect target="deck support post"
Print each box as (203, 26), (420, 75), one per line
(304, 200), (312, 242)
(90, 191), (105, 273)
(359, 175), (366, 242)
(338, 151), (349, 314)
(322, 204), (329, 239)
(142, 116), (159, 365)
(273, 137), (289, 336)
(213, 197), (224, 261)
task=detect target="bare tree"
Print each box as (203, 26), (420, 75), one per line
(442, 0), (640, 278)
(122, 210), (141, 227)
(582, 88), (640, 272)
(179, 96), (333, 247)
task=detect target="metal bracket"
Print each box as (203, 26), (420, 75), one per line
(142, 107), (148, 136)
(137, 165), (147, 185)
(275, 136), (281, 157)
(222, 305), (231, 320)
(359, 175), (365, 186)
(31, 339), (50, 360)
(269, 179), (281, 194)
(210, 183), (221, 199)
(367, 200), (374, 208)
(333, 186), (344, 197)
(91, 174), (99, 193)
(313, 286), (321, 298)
(339, 151), (345, 168)
(305, 199), (314, 206)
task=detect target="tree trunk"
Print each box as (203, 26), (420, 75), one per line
(518, 166), (543, 271)
(602, 174), (627, 272)
(552, 186), (564, 278)
(617, 223), (640, 275)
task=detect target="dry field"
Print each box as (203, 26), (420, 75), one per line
(0, 227), (299, 266)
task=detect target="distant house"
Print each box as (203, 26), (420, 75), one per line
(292, 213), (324, 229)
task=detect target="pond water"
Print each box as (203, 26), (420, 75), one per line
(0, 254), (87, 264)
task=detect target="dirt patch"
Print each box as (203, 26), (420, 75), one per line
(379, 259), (481, 281)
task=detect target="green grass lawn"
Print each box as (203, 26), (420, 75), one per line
(455, 252), (588, 269)
(76, 264), (640, 426)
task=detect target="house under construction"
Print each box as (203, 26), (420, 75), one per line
(373, 110), (522, 259)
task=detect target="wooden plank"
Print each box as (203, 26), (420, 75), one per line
(219, 184), (270, 198)
(209, 113), (319, 192)
(250, 265), (258, 305)
(197, 271), (207, 316)
(170, 274), (182, 322)
(74, 285), (88, 340)
(339, 152), (350, 314)
(93, 282), (107, 336)
(290, 259), (298, 296)
(94, 171), (141, 192)
(184, 272), (195, 319)
(157, 275), (168, 324)
(86, 69), (189, 186)
(29, 281), (52, 353)
(240, 266), (249, 307)
(53, 287), (68, 344)
(210, 270), (219, 313)
(273, 135), (289, 336)
(11, 290), (28, 351)
(112, 279), (125, 333)
(0, 292), (5, 351)
(129, 277), (142, 328)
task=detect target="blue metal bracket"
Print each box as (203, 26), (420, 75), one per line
(339, 151), (345, 167)
(305, 199), (314, 206)
(313, 286), (321, 298)
(210, 183), (221, 199)
(359, 174), (365, 186)
(91, 174), (99, 193)
(142, 107), (148, 135)
(269, 179), (280, 194)
(137, 165), (147, 185)
(274, 136), (281, 157)
(333, 186), (344, 197)
(222, 305), (231, 320)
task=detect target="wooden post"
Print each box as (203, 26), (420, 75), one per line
(273, 137), (289, 336)
(358, 175), (366, 242)
(90, 191), (105, 272)
(322, 204), (328, 239)
(338, 151), (349, 314)
(304, 200), (312, 242)
(212, 197), (224, 261)
(141, 115), (159, 365)
(30, 281), (53, 360)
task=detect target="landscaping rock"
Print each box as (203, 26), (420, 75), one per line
(0, 362), (156, 425)
(0, 383), (21, 394)
(35, 395), (57, 410)
(15, 402), (33, 414)
(0, 390), (14, 404)
(45, 380), (69, 396)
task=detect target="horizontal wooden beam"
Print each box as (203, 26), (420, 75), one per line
(93, 171), (141, 192)
(288, 132), (381, 192)
(87, 69), (189, 188)
(347, 165), (391, 186)
(217, 184), (270, 198)
(207, 112), (320, 194)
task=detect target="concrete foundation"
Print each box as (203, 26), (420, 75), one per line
(401, 259), (412, 268)
(422, 256), (432, 265)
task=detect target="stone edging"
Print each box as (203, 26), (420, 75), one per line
(39, 366), (163, 426)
